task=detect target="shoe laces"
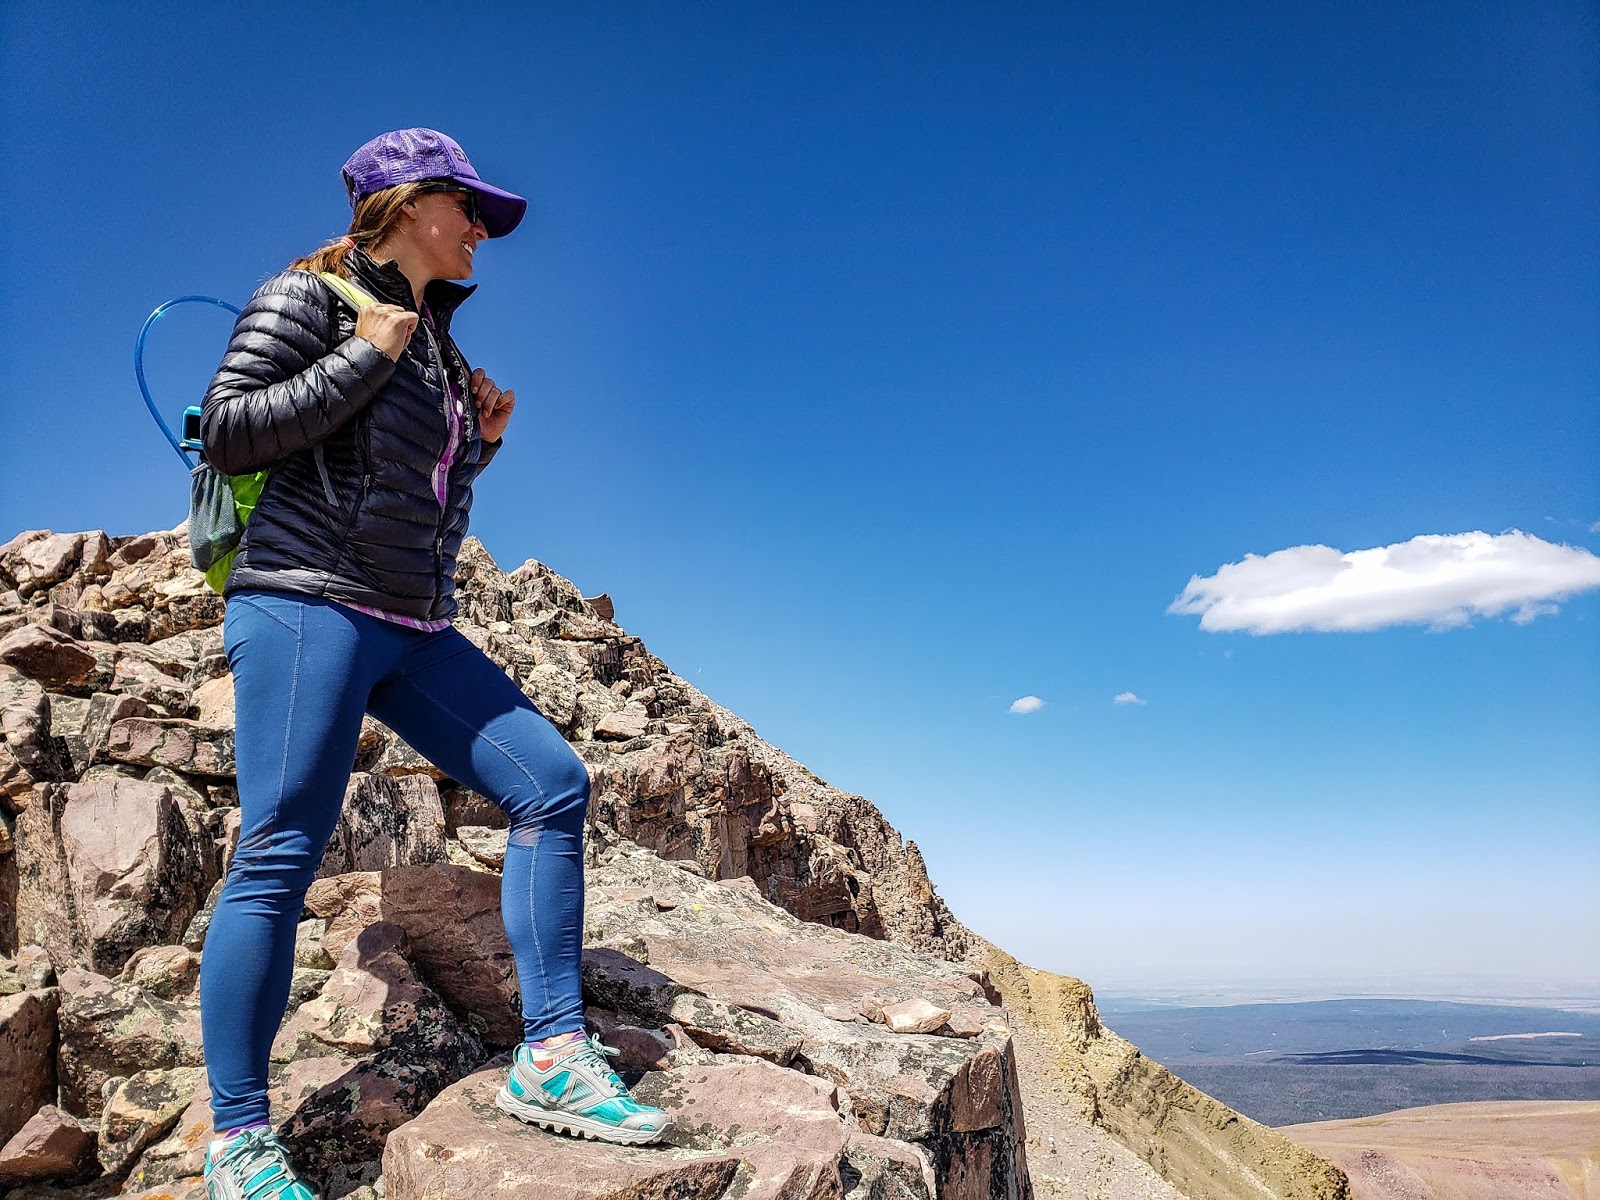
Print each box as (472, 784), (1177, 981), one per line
(564, 1033), (626, 1096)
(208, 1127), (304, 1197)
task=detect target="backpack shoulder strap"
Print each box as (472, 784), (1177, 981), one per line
(318, 270), (379, 311)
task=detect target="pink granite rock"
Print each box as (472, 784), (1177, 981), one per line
(380, 862), (523, 1048)
(119, 945), (202, 1001)
(0, 666), (60, 788)
(12, 783), (78, 966)
(97, 1065), (203, 1176)
(0, 1104), (96, 1184)
(881, 998), (953, 1035)
(317, 774), (447, 877)
(583, 851), (1028, 1197)
(188, 674), (234, 727)
(105, 717), (234, 778)
(271, 920), (482, 1069)
(383, 1063), (742, 1200)
(56, 968), (202, 1118)
(6, 532), (88, 598)
(594, 705), (649, 741)
(0, 623), (97, 691)
(303, 871), (383, 960)
(0, 987), (58, 1146)
(54, 777), (217, 973)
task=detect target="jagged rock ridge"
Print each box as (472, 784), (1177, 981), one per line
(0, 526), (1347, 1200)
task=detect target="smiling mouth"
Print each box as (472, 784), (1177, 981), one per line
(461, 241), (475, 258)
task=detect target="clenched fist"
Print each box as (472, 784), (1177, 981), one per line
(355, 303), (419, 362)
(470, 367), (515, 443)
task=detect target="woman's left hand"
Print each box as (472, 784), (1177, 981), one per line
(470, 368), (515, 443)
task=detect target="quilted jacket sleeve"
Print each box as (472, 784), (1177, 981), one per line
(200, 270), (396, 475)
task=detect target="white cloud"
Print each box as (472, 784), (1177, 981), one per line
(1169, 530), (1600, 634)
(1590, 520), (1600, 534)
(1113, 692), (1146, 705)
(1008, 696), (1045, 714)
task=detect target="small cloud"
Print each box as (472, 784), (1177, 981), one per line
(1590, 520), (1600, 534)
(1168, 531), (1600, 634)
(1008, 696), (1045, 715)
(1112, 692), (1146, 706)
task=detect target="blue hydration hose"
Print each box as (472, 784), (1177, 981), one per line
(135, 295), (240, 467)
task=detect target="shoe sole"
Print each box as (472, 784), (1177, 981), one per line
(494, 1085), (670, 1146)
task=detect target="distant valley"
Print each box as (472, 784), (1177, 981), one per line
(1098, 997), (1600, 1125)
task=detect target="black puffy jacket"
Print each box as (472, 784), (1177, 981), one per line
(201, 249), (499, 621)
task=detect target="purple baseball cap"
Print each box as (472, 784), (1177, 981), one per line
(341, 128), (527, 238)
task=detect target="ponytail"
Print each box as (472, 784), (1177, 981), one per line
(288, 181), (429, 277)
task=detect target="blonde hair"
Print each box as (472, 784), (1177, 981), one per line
(289, 182), (431, 276)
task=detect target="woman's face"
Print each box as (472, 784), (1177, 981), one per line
(405, 190), (489, 283)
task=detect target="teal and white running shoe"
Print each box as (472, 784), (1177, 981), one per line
(204, 1127), (318, 1200)
(495, 1033), (672, 1145)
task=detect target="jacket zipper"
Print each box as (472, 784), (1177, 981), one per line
(418, 313), (463, 621)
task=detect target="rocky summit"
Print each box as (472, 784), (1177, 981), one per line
(0, 526), (1349, 1200)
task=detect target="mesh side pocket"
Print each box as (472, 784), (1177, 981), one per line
(188, 462), (243, 571)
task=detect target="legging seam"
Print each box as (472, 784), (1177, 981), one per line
(525, 827), (551, 1032)
(230, 592), (301, 635)
(270, 604), (306, 834)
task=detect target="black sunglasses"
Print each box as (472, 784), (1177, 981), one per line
(415, 182), (482, 227)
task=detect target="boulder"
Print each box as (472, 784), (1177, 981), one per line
(455, 824), (508, 869)
(383, 1063), (742, 1200)
(270, 920), (483, 1072)
(0, 532), (50, 590)
(0, 666), (71, 800)
(594, 705), (650, 741)
(0, 944), (55, 995)
(181, 877), (224, 951)
(106, 717), (234, 777)
(881, 998), (954, 1035)
(189, 673), (234, 727)
(98, 1065), (203, 1176)
(55, 968), (202, 1118)
(135, 924), (485, 1199)
(384, 1055), (933, 1200)
(379, 863), (523, 1048)
(110, 651), (194, 713)
(582, 851), (1027, 1198)
(0, 987), (58, 1146)
(304, 871), (384, 961)
(294, 918), (335, 970)
(53, 777), (218, 973)
(12, 784), (77, 968)
(5, 532), (90, 599)
(0, 623), (98, 691)
(317, 774), (448, 877)
(49, 691), (155, 777)
(0, 1104), (96, 1185)
(119, 945), (202, 1000)
(441, 785), (508, 833)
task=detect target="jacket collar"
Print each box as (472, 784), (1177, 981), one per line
(344, 247), (476, 324)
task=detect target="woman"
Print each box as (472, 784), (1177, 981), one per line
(198, 129), (669, 1200)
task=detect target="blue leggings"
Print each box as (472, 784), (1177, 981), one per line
(200, 589), (589, 1132)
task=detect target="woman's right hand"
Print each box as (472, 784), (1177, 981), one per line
(356, 303), (419, 362)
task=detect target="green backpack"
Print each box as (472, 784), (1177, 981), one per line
(188, 272), (379, 592)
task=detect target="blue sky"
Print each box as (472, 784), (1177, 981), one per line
(3, 2), (1596, 995)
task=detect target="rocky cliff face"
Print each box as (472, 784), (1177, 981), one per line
(0, 526), (1347, 1200)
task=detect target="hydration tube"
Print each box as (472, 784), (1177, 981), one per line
(135, 295), (240, 467)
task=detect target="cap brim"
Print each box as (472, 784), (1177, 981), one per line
(455, 178), (527, 238)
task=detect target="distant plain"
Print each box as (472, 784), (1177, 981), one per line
(1097, 997), (1600, 1125)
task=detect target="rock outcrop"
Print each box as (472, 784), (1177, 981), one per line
(0, 525), (1350, 1200)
